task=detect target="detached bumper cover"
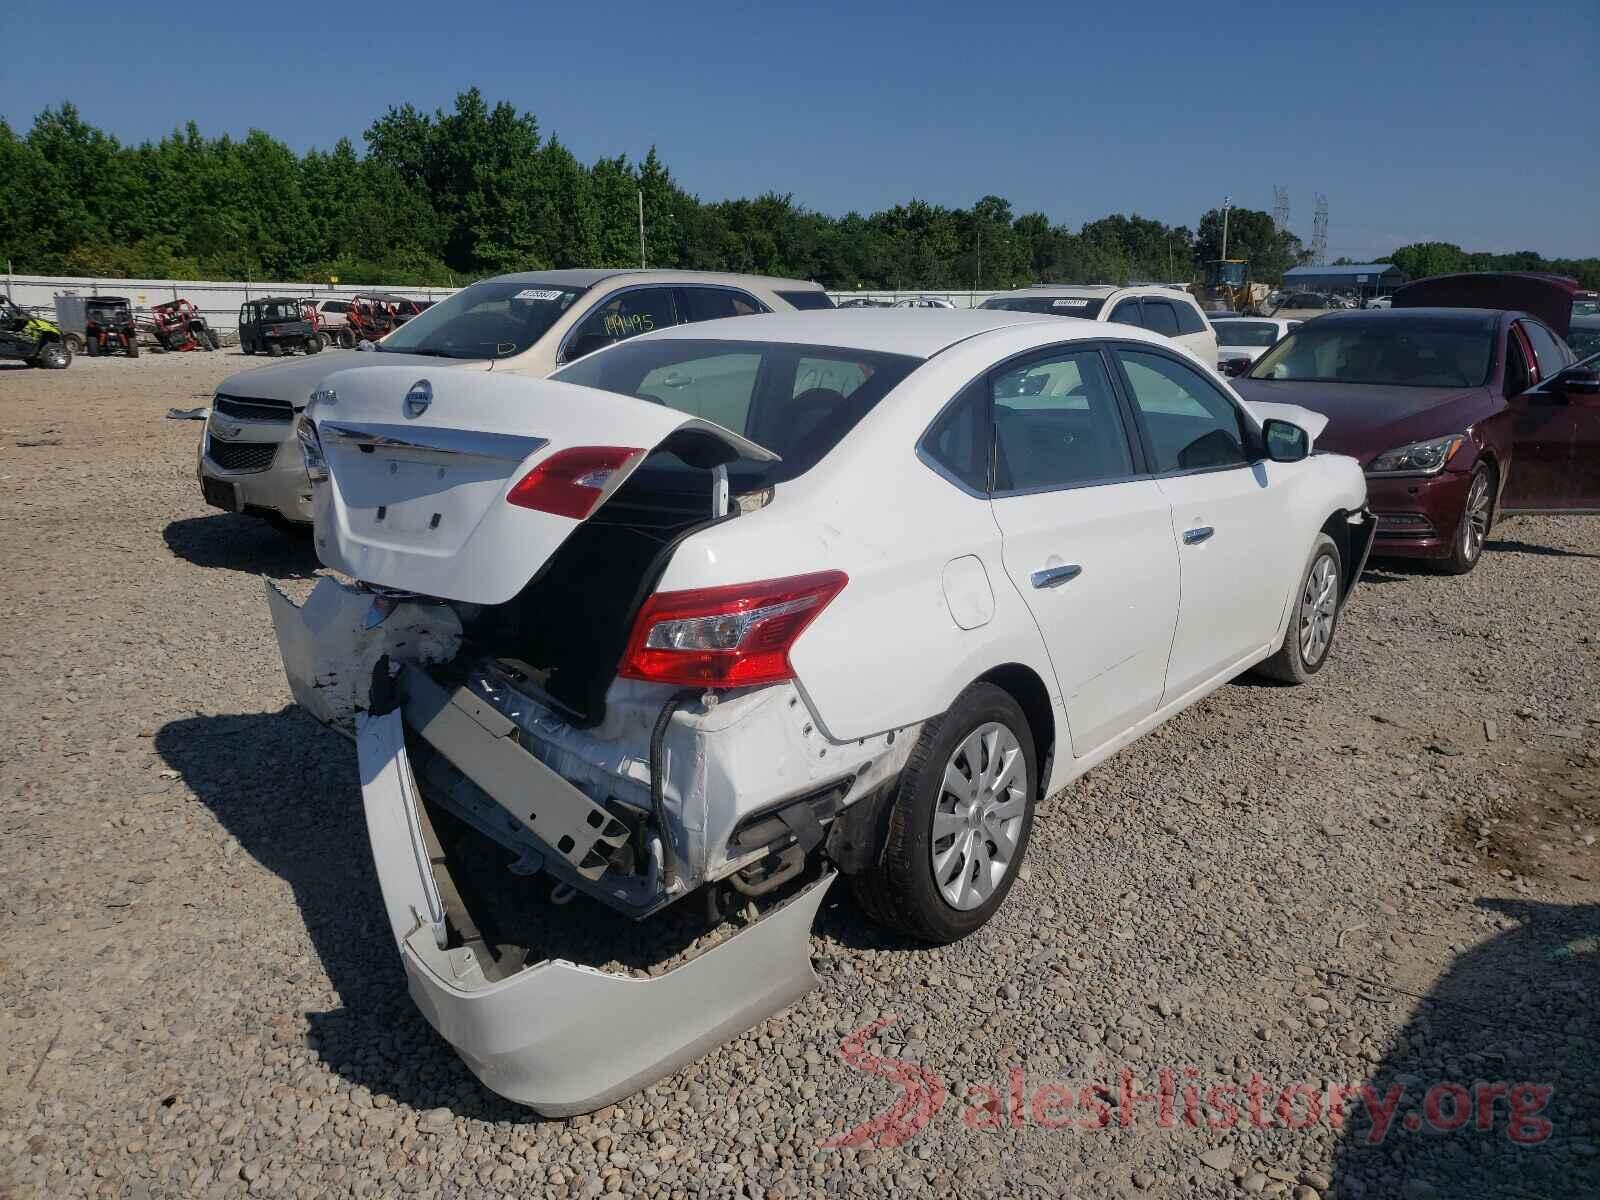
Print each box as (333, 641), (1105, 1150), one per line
(359, 706), (833, 1116)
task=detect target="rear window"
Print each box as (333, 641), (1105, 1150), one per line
(981, 296), (1107, 319)
(776, 289), (835, 311)
(1212, 321), (1281, 348)
(552, 338), (921, 485)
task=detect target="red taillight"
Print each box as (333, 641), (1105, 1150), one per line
(506, 446), (645, 520)
(620, 571), (848, 688)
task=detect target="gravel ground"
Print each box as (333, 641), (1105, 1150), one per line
(1, 351), (1596, 1199)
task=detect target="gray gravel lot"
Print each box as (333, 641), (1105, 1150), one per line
(1, 352), (1596, 1199)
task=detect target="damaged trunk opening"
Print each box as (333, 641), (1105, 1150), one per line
(268, 364), (923, 1113)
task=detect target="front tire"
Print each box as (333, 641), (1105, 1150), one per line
(851, 682), (1037, 943)
(125, 337), (139, 359)
(1255, 532), (1341, 683)
(35, 340), (71, 369)
(1438, 462), (1493, 575)
(338, 328), (355, 349)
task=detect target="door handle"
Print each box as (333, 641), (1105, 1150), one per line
(1183, 525), (1215, 545)
(1030, 563), (1082, 589)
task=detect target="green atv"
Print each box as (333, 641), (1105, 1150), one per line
(0, 296), (72, 369)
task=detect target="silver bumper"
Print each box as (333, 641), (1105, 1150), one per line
(197, 420), (313, 523)
(358, 706), (833, 1115)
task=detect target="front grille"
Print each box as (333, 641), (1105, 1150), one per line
(213, 394), (294, 422)
(207, 435), (278, 473)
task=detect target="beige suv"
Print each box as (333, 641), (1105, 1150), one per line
(982, 285), (1219, 366)
(196, 270), (831, 529)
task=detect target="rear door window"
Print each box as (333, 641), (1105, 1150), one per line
(565, 287), (678, 360)
(991, 349), (1135, 491)
(680, 287), (765, 323)
(1140, 299), (1181, 337)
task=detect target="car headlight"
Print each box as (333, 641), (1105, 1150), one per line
(1367, 435), (1465, 476)
(295, 416), (328, 484)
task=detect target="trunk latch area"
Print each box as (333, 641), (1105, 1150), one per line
(396, 665), (631, 879)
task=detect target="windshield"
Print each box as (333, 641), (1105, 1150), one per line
(981, 296), (1107, 318)
(377, 280), (585, 360)
(1248, 317), (1495, 388)
(260, 301), (301, 321)
(552, 338), (921, 486)
(1212, 321), (1281, 348)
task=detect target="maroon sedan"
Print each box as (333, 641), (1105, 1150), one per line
(1235, 280), (1600, 573)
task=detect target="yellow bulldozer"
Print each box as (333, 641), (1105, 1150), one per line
(1189, 259), (1271, 316)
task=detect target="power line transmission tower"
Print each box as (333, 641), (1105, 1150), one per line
(1272, 187), (1289, 233)
(1311, 195), (1329, 266)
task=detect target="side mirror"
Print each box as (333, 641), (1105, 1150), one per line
(1552, 364), (1600, 396)
(1219, 356), (1252, 378)
(1262, 418), (1310, 463)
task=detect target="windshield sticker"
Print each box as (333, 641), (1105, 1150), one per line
(1052, 298), (1091, 308)
(513, 288), (566, 302)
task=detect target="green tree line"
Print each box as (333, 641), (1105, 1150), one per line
(2, 91), (1595, 291)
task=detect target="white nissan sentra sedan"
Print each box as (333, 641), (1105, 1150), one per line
(269, 310), (1372, 1114)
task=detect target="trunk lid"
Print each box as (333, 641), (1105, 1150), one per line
(308, 364), (776, 605)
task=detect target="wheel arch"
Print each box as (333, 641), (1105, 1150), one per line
(972, 662), (1055, 800)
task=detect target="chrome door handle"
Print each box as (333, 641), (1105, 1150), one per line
(1030, 563), (1082, 589)
(1183, 526), (1215, 545)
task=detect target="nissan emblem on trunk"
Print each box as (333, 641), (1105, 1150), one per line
(404, 379), (432, 418)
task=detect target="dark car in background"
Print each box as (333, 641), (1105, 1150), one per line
(1235, 273), (1600, 573)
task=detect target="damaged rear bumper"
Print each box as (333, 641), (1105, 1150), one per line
(358, 705), (834, 1115)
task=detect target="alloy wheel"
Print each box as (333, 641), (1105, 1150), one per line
(1298, 553), (1338, 666)
(930, 722), (1028, 910)
(1460, 471), (1490, 563)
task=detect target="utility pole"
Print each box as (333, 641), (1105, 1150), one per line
(973, 227), (982, 295)
(637, 191), (646, 269)
(1221, 196), (1232, 262)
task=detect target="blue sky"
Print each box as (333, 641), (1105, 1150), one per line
(8, 0), (1597, 261)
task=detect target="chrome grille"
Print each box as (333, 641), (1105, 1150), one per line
(206, 436), (278, 473)
(213, 394), (294, 422)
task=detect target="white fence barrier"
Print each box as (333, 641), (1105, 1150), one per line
(2, 270), (1008, 332)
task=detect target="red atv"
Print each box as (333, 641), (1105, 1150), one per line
(148, 299), (218, 352)
(339, 293), (422, 347)
(83, 296), (139, 358)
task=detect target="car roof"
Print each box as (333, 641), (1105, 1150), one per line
(637, 307), (1172, 357)
(480, 268), (825, 291)
(996, 284), (1119, 298)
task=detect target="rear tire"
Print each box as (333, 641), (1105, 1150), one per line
(851, 682), (1037, 944)
(1438, 462), (1493, 576)
(63, 332), (84, 355)
(1254, 532), (1341, 684)
(304, 335), (322, 355)
(338, 328), (355, 349)
(267, 343), (283, 357)
(86, 336), (99, 357)
(126, 338), (139, 358)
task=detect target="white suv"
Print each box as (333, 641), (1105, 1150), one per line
(982, 285), (1219, 365)
(195, 269), (830, 530)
